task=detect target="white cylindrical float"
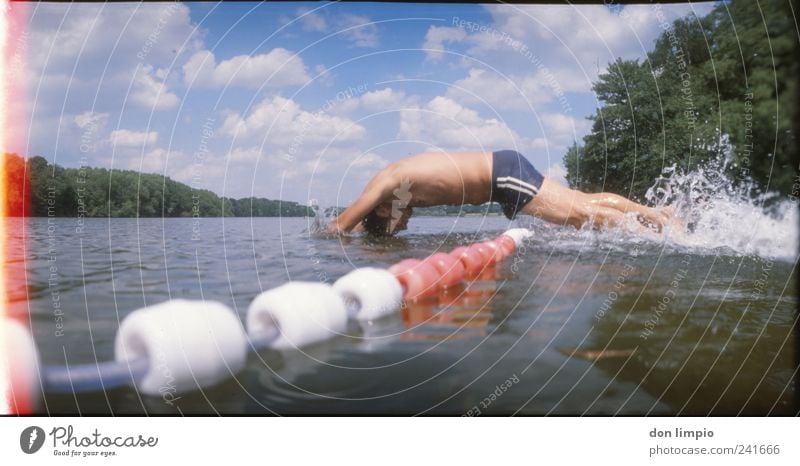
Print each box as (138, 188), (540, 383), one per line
(114, 299), (248, 396)
(0, 319), (41, 413)
(333, 268), (403, 321)
(246, 282), (348, 350)
(503, 228), (533, 247)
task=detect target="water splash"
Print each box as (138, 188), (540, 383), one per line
(307, 200), (344, 238)
(515, 150), (797, 261)
(643, 152), (797, 261)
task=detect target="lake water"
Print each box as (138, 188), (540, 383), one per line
(6, 211), (796, 415)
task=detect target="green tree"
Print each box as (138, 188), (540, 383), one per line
(565, 0), (797, 199)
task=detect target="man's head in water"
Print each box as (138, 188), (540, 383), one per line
(362, 202), (412, 236)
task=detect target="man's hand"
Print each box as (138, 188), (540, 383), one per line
(324, 220), (343, 236)
(323, 218), (364, 236)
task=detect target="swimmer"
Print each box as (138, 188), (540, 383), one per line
(330, 150), (674, 236)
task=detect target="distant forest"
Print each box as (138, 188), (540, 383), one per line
(2, 154), (503, 218)
(4, 154), (311, 217)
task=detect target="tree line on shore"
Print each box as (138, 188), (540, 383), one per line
(4, 154), (311, 217)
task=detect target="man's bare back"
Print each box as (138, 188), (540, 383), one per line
(332, 150), (673, 235)
(332, 152), (494, 233)
(382, 151), (493, 207)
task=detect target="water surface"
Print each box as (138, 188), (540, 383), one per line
(9, 213), (797, 415)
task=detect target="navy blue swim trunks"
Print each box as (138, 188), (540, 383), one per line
(491, 150), (545, 220)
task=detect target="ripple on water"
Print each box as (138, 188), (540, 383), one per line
(8, 212), (797, 414)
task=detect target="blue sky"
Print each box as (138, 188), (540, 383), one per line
(14, 2), (715, 205)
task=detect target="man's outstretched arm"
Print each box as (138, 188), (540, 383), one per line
(330, 170), (393, 233)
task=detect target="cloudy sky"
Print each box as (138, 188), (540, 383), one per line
(11, 2), (714, 206)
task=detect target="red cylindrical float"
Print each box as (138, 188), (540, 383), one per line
(469, 243), (495, 266)
(482, 240), (506, 263)
(388, 259), (442, 301)
(423, 252), (466, 288)
(495, 235), (517, 256)
(450, 246), (485, 276)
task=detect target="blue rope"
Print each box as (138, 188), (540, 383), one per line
(41, 334), (275, 394)
(43, 357), (149, 394)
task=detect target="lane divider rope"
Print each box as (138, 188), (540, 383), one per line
(1, 228), (533, 411)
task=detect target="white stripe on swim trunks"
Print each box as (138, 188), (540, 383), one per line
(496, 182), (535, 197)
(496, 176), (539, 193)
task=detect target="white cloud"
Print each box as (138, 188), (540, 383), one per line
(354, 87), (419, 112)
(446, 68), (552, 111)
(326, 96), (362, 115)
(295, 8), (380, 48)
(130, 65), (180, 110)
(110, 129), (158, 147)
(136, 148), (181, 174)
(227, 146), (262, 163)
(335, 14), (379, 48)
(422, 26), (467, 62)
(297, 7), (327, 32)
(398, 96), (529, 151)
(74, 111), (109, 131)
(220, 95), (366, 147)
(541, 112), (589, 143)
(360, 88), (416, 112)
(298, 150), (387, 179)
(208, 145), (390, 201)
(506, 4), (711, 72)
(545, 163), (568, 185)
(183, 48), (311, 89)
(426, 3), (714, 93)
(350, 151), (388, 170)
(313, 63), (334, 86)
(529, 137), (549, 152)
(19, 3), (200, 157)
(446, 67), (588, 112)
(25, 3), (201, 75)
(323, 87), (416, 115)
(298, 149), (390, 205)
